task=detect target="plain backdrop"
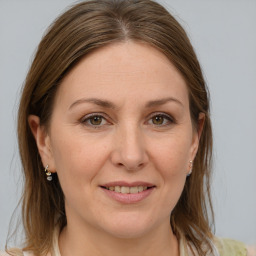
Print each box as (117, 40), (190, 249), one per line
(0, 0), (255, 249)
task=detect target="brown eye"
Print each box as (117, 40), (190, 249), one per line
(81, 114), (108, 127)
(89, 116), (103, 125)
(152, 115), (164, 125)
(148, 113), (174, 126)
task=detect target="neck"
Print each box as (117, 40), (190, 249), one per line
(59, 219), (179, 256)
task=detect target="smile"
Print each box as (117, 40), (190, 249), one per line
(100, 182), (156, 204)
(102, 186), (149, 194)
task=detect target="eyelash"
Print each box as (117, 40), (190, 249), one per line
(80, 112), (175, 128)
(80, 113), (109, 128)
(147, 112), (175, 126)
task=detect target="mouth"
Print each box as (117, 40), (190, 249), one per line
(99, 182), (156, 203)
(100, 185), (154, 194)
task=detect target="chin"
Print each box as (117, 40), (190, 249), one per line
(105, 225), (151, 239)
(98, 212), (158, 239)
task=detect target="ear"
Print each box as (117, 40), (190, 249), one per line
(28, 115), (56, 172)
(190, 112), (205, 161)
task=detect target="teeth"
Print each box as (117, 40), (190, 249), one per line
(105, 186), (149, 193)
(121, 186), (130, 193)
(130, 187), (139, 194)
(115, 186), (121, 193)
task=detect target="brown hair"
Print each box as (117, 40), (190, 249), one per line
(9, 0), (214, 255)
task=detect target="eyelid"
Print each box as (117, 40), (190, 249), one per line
(80, 112), (111, 127)
(81, 112), (105, 121)
(146, 112), (175, 125)
(79, 112), (175, 127)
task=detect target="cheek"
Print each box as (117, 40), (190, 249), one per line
(49, 131), (110, 187)
(151, 132), (192, 176)
(150, 133), (191, 208)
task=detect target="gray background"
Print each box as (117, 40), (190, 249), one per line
(0, 0), (255, 249)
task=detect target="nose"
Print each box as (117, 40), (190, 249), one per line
(110, 124), (149, 171)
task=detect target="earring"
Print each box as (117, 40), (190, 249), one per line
(187, 160), (193, 177)
(44, 165), (52, 181)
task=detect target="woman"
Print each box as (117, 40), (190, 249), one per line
(2, 0), (250, 255)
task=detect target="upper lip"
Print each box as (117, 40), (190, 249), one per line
(100, 181), (155, 187)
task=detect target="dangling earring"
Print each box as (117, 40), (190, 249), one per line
(187, 160), (193, 177)
(44, 165), (52, 181)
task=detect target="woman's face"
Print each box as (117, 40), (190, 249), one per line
(35, 42), (202, 238)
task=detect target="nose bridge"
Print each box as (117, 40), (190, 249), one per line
(112, 121), (148, 170)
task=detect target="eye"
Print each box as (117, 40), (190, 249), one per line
(81, 114), (108, 127)
(148, 113), (174, 126)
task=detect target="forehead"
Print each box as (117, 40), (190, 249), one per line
(55, 41), (189, 109)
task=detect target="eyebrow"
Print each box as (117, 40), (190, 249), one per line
(69, 98), (116, 110)
(69, 97), (183, 110)
(145, 97), (184, 108)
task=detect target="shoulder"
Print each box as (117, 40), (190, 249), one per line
(0, 250), (37, 256)
(0, 251), (21, 256)
(214, 237), (248, 256)
(0, 252), (10, 256)
(0, 249), (25, 256)
(0, 250), (51, 256)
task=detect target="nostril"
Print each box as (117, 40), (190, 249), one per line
(110, 144), (148, 171)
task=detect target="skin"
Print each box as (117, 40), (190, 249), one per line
(29, 41), (204, 256)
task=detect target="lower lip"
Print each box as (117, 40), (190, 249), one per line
(101, 187), (155, 204)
